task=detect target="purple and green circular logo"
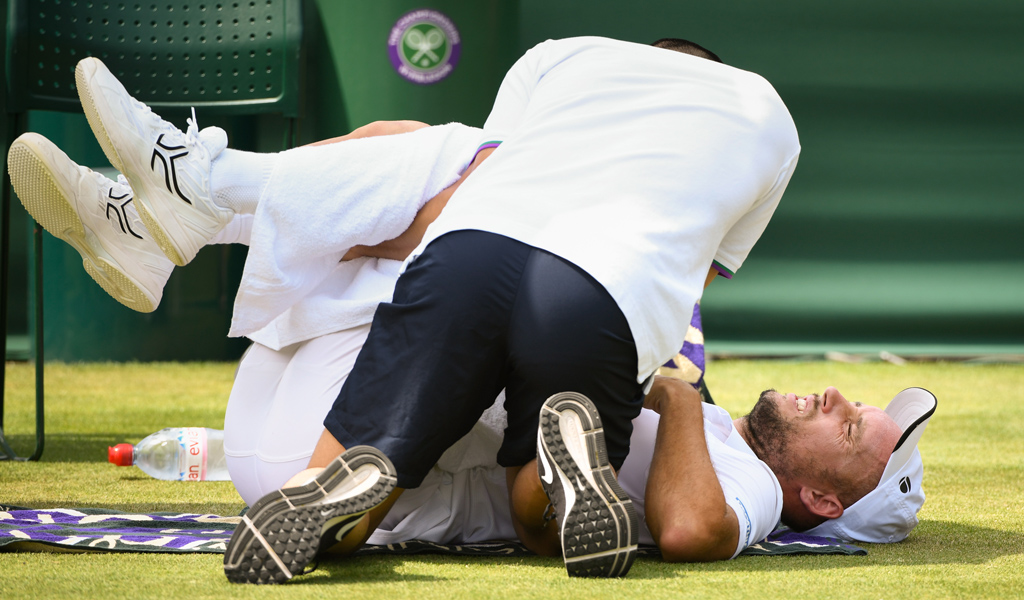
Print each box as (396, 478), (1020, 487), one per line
(387, 9), (461, 85)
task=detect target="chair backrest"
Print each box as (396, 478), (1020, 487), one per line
(5, 0), (302, 117)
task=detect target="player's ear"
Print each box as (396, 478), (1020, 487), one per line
(798, 485), (843, 520)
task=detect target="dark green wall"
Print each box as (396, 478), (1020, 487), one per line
(5, 1), (1022, 359)
(520, 0), (1024, 355)
(302, 0), (518, 135)
(3, 0), (519, 361)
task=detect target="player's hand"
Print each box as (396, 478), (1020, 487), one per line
(643, 375), (702, 414)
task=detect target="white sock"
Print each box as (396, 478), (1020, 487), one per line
(208, 214), (254, 246)
(210, 149), (278, 215)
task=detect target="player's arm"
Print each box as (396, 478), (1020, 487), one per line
(643, 376), (739, 562)
(704, 267), (717, 289)
(305, 120), (430, 146)
(342, 145), (497, 261)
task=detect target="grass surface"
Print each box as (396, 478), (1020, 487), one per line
(2, 360), (1023, 599)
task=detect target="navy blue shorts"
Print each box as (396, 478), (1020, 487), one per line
(324, 231), (645, 488)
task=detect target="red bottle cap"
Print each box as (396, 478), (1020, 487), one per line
(108, 443), (135, 466)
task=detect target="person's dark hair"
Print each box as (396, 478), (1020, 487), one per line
(651, 38), (723, 64)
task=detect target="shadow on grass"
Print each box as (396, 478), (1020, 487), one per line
(285, 554), (450, 585)
(2, 502), (247, 517)
(318, 554), (688, 582)
(631, 520), (1024, 577)
(1, 432), (163, 463)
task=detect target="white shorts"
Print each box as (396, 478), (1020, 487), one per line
(223, 325), (372, 505)
(223, 326), (517, 544)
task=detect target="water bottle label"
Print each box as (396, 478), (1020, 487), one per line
(178, 428), (208, 481)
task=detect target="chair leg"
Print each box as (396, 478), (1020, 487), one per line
(0, 162), (14, 459)
(0, 111), (45, 461)
(29, 218), (45, 460)
(0, 219), (45, 462)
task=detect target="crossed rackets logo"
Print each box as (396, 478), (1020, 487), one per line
(387, 9), (461, 85)
(402, 25), (447, 69)
(400, 24), (449, 70)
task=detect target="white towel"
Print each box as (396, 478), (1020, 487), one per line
(228, 123), (484, 341)
(245, 257), (402, 350)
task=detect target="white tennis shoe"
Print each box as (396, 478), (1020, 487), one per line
(223, 446), (398, 584)
(7, 132), (175, 313)
(75, 56), (233, 266)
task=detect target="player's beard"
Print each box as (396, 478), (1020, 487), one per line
(744, 390), (796, 477)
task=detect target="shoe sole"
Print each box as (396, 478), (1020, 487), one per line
(76, 58), (194, 267)
(538, 392), (638, 578)
(223, 446), (397, 584)
(7, 135), (159, 313)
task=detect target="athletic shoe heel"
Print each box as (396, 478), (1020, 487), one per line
(537, 391), (639, 578)
(223, 445), (397, 584)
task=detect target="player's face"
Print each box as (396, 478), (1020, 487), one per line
(757, 387), (902, 492)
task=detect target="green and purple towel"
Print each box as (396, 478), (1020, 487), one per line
(661, 301), (707, 389)
(0, 506), (865, 557)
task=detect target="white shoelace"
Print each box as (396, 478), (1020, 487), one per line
(129, 94), (207, 158)
(184, 107), (202, 148)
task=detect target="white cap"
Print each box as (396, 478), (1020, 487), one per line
(805, 387), (937, 543)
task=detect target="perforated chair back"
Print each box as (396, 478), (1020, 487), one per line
(1, 0), (303, 461)
(6, 0), (302, 117)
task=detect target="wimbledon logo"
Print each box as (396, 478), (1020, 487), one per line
(387, 9), (461, 85)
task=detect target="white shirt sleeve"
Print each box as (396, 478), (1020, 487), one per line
(482, 42), (546, 138)
(713, 153), (799, 275)
(705, 430), (783, 558)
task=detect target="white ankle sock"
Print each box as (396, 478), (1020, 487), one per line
(208, 214), (254, 246)
(210, 149), (278, 215)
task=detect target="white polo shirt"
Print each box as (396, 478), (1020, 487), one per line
(618, 406), (783, 558)
(413, 37), (801, 382)
(370, 401), (783, 559)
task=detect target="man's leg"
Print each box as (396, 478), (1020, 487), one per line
(282, 233), (644, 576)
(11, 62), (449, 313)
(498, 247), (645, 577)
(507, 463), (561, 555)
(223, 231), (524, 584)
(223, 326), (372, 507)
(7, 131), (262, 313)
(223, 442), (400, 584)
(76, 57), (478, 270)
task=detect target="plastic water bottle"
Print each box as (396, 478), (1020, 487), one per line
(108, 427), (230, 481)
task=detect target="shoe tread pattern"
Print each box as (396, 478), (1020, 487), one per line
(539, 392), (639, 578)
(223, 446), (397, 584)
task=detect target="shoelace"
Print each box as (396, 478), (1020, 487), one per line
(130, 94), (207, 158)
(87, 167), (133, 196)
(184, 106), (202, 149)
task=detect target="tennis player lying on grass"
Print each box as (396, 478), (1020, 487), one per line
(9, 49), (933, 580)
(10, 122), (937, 571)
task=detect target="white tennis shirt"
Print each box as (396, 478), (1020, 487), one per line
(413, 36), (801, 383)
(369, 403), (782, 559)
(618, 405), (783, 558)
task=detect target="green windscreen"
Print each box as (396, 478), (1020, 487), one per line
(521, 0), (1024, 355)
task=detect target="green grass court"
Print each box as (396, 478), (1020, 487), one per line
(2, 360), (1023, 599)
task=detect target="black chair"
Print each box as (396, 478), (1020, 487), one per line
(1, 0), (304, 460)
